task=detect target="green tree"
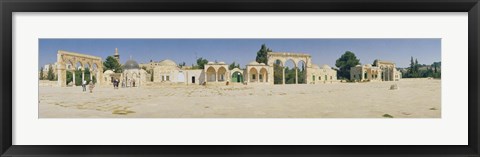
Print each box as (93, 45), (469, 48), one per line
(75, 69), (82, 86)
(196, 57), (209, 69)
(255, 44), (272, 65)
(103, 56), (122, 73)
(84, 68), (91, 84)
(47, 64), (55, 81)
(228, 61), (240, 70)
(66, 71), (73, 85)
(39, 67), (44, 80)
(179, 62), (186, 68)
(273, 64), (283, 84)
(335, 51), (360, 79)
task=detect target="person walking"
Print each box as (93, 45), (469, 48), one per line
(82, 80), (87, 92)
(113, 79), (117, 89)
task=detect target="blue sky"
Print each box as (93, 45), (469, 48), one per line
(39, 39), (440, 69)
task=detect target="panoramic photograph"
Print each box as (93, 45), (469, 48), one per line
(38, 39), (441, 118)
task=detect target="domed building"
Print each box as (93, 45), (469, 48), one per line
(310, 64), (338, 84)
(153, 59), (182, 83)
(245, 61), (271, 83)
(122, 59), (149, 87)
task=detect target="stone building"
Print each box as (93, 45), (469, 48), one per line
(245, 61), (272, 84)
(350, 60), (401, 82)
(152, 59), (180, 83)
(40, 63), (58, 79)
(204, 61), (230, 84)
(310, 64), (338, 84)
(122, 59), (149, 87)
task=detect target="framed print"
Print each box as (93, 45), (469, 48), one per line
(1, 0), (479, 156)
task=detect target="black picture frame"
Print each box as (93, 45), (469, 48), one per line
(1, 0), (479, 156)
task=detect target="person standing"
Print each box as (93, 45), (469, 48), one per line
(88, 81), (95, 93)
(82, 80), (87, 92)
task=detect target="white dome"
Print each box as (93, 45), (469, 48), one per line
(248, 61), (259, 65)
(259, 63), (266, 65)
(207, 61), (215, 64)
(218, 61), (226, 64)
(365, 64), (372, 67)
(158, 59), (177, 66)
(103, 70), (114, 74)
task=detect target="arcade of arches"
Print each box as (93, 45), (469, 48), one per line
(56, 50), (103, 87)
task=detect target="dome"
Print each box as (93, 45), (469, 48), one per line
(259, 63), (266, 65)
(158, 59), (177, 66)
(103, 70), (114, 74)
(311, 64), (320, 69)
(321, 64), (331, 69)
(365, 64), (372, 67)
(248, 61), (259, 65)
(207, 61), (215, 65)
(124, 59), (140, 70)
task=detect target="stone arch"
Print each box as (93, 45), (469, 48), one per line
(217, 67), (227, 82)
(297, 60), (307, 84)
(267, 52), (311, 84)
(75, 61), (83, 70)
(284, 59), (296, 84)
(56, 50), (104, 87)
(249, 67), (258, 82)
(259, 67), (268, 83)
(206, 66), (216, 82)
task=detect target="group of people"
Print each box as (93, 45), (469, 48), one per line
(112, 78), (136, 89)
(81, 80), (95, 93)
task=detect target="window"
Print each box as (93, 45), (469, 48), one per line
(162, 76), (165, 81)
(313, 75), (315, 81)
(252, 74), (256, 80)
(319, 76), (321, 80)
(259, 74), (263, 80)
(166, 75), (170, 81)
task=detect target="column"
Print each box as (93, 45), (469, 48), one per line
(82, 70), (85, 82)
(72, 71), (76, 86)
(282, 67), (285, 85)
(295, 68), (298, 84)
(90, 71), (93, 81)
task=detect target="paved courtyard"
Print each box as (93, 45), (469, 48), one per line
(39, 79), (441, 118)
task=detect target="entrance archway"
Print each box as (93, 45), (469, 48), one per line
(249, 68), (258, 82)
(297, 60), (306, 84)
(231, 71), (243, 83)
(284, 59), (296, 84)
(217, 67), (227, 82)
(206, 67), (216, 82)
(259, 67), (268, 83)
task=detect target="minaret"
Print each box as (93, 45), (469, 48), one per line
(114, 48), (120, 63)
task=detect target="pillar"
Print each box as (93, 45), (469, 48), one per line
(295, 68), (298, 84)
(57, 67), (66, 87)
(72, 71), (76, 86)
(90, 71), (93, 81)
(282, 67), (285, 85)
(82, 71), (85, 82)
